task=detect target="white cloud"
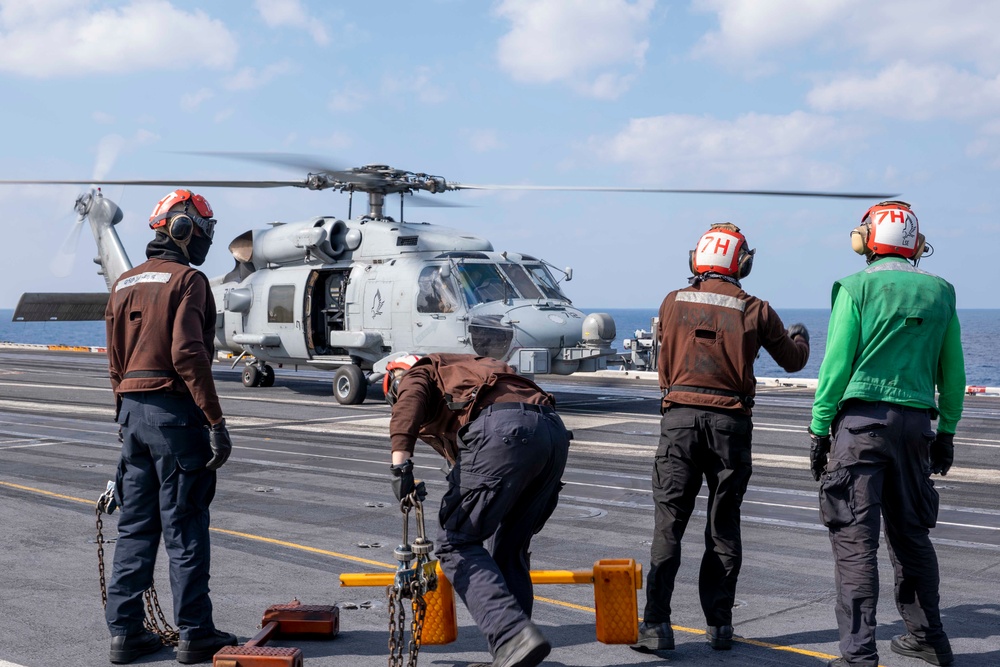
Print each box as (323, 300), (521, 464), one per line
(91, 110), (115, 124)
(254, 0), (329, 46)
(593, 111), (859, 188)
(382, 67), (447, 105)
(808, 61), (1000, 121)
(328, 86), (370, 113)
(180, 88), (214, 111)
(495, 0), (653, 100)
(0, 0), (238, 78)
(693, 0), (1000, 74)
(224, 60), (294, 92)
(464, 129), (502, 153)
(89, 129), (159, 180)
(307, 132), (353, 152)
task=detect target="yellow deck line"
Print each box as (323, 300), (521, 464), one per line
(0, 479), (854, 663)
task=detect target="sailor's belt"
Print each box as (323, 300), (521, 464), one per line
(485, 402), (555, 415)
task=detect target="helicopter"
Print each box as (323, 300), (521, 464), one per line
(2, 155), (895, 404)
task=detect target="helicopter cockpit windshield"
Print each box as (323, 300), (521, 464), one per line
(444, 259), (570, 307)
(523, 264), (568, 301)
(454, 262), (508, 306)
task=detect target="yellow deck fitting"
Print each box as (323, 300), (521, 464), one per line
(340, 558), (641, 644)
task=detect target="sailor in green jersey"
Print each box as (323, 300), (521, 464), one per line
(809, 201), (964, 667)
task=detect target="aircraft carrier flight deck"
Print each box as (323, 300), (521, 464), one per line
(1, 348), (997, 666)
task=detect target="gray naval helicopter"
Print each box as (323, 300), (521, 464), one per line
(4, 155), (892, 404)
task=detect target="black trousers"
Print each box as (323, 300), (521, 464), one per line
(435, 403), (571, 654)
(643, 405), (753, 627)
(105, 392), (218, 641)
(820, 400), (947, 666)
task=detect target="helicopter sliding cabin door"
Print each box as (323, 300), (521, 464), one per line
(262, 281), (308, 360)
(307, 269), (351, 356)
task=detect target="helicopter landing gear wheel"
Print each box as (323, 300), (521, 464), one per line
(259, 364), (275, 387)
(242, 365), (261, 387)
(333, 364), (367, 405)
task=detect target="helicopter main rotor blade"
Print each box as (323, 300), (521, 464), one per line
(176, 151), (382, 184)
(0, 179), (306, 188)
(404, 192), (468, 208)
(449, 184), (898, 200)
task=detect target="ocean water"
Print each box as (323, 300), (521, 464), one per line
(1, 307), (997, 386)
(592, 307), (1000, 387)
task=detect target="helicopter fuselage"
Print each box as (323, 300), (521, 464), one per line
(212, 214), (616, 376)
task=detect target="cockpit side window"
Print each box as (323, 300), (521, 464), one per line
(525, 265), (569, 301)
(454, 263), (511, 306)
(416, 265), (461, 313)
(498, 263), (543, 299)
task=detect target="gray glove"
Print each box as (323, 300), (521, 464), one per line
(929, 432), (955, 476)
(788, 323), (810, 346)
(207, 419), (232, 471)
(808, 428), (831, 481)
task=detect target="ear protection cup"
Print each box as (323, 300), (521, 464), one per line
(913, 232), (927, 260)
(851, 224), (869, 255)
(166, 214), (194, 243)
(737, 247), (755, 279)
(383, 369), (402, 406)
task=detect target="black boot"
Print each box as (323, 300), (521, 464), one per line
(175, 629), (238, 664)
(109, 630), (163, 664)
(630, 621), (674, 652)
(890, 633), (954, 666)
(492, 623), (551, 667)
(707, 624), (734, 650)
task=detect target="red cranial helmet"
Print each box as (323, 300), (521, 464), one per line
(383, 354), (423, 406)
(689, 223), (755, 279)
(149, 189), (216, 242)
(853, 200), (923, 260)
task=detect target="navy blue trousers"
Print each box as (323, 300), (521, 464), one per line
(643, 405), (753, 627)
(435, 403), (570, 654)
(105, 392), (218, 641)
(821, 400), (946, 666)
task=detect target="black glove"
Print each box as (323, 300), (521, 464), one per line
(929, 432), (955, 476)
(808, 428), (831, 481)
(390, 459), (415, 501)
(206, 419), (232, 471)
(788, 323), (810, 346)
(390, 459), (427, 502)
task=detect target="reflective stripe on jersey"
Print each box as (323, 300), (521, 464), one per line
(675, 291), (747, 312)
(115, 272), (172, 291)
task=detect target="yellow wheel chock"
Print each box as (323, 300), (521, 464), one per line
(340, 558), (642, 644)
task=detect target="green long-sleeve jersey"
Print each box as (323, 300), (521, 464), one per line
(810, 257), (965, 436)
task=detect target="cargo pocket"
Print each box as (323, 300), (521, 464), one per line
(819, 466), (856, 528)
(439, 468), (502, 538)
(916, 476), (940, 528)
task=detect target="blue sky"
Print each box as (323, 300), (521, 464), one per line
(1, 0), (998, 310)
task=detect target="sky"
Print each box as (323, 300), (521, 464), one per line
(1, 0), (998, 312)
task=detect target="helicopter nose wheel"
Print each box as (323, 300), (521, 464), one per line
(242, 363), (275, 388)
(333, 364), (367, 405)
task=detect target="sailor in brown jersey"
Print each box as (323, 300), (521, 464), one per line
(103, 190), (236, 664)
(384, 353), (571, 667)
(632, 223), (810, 654)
